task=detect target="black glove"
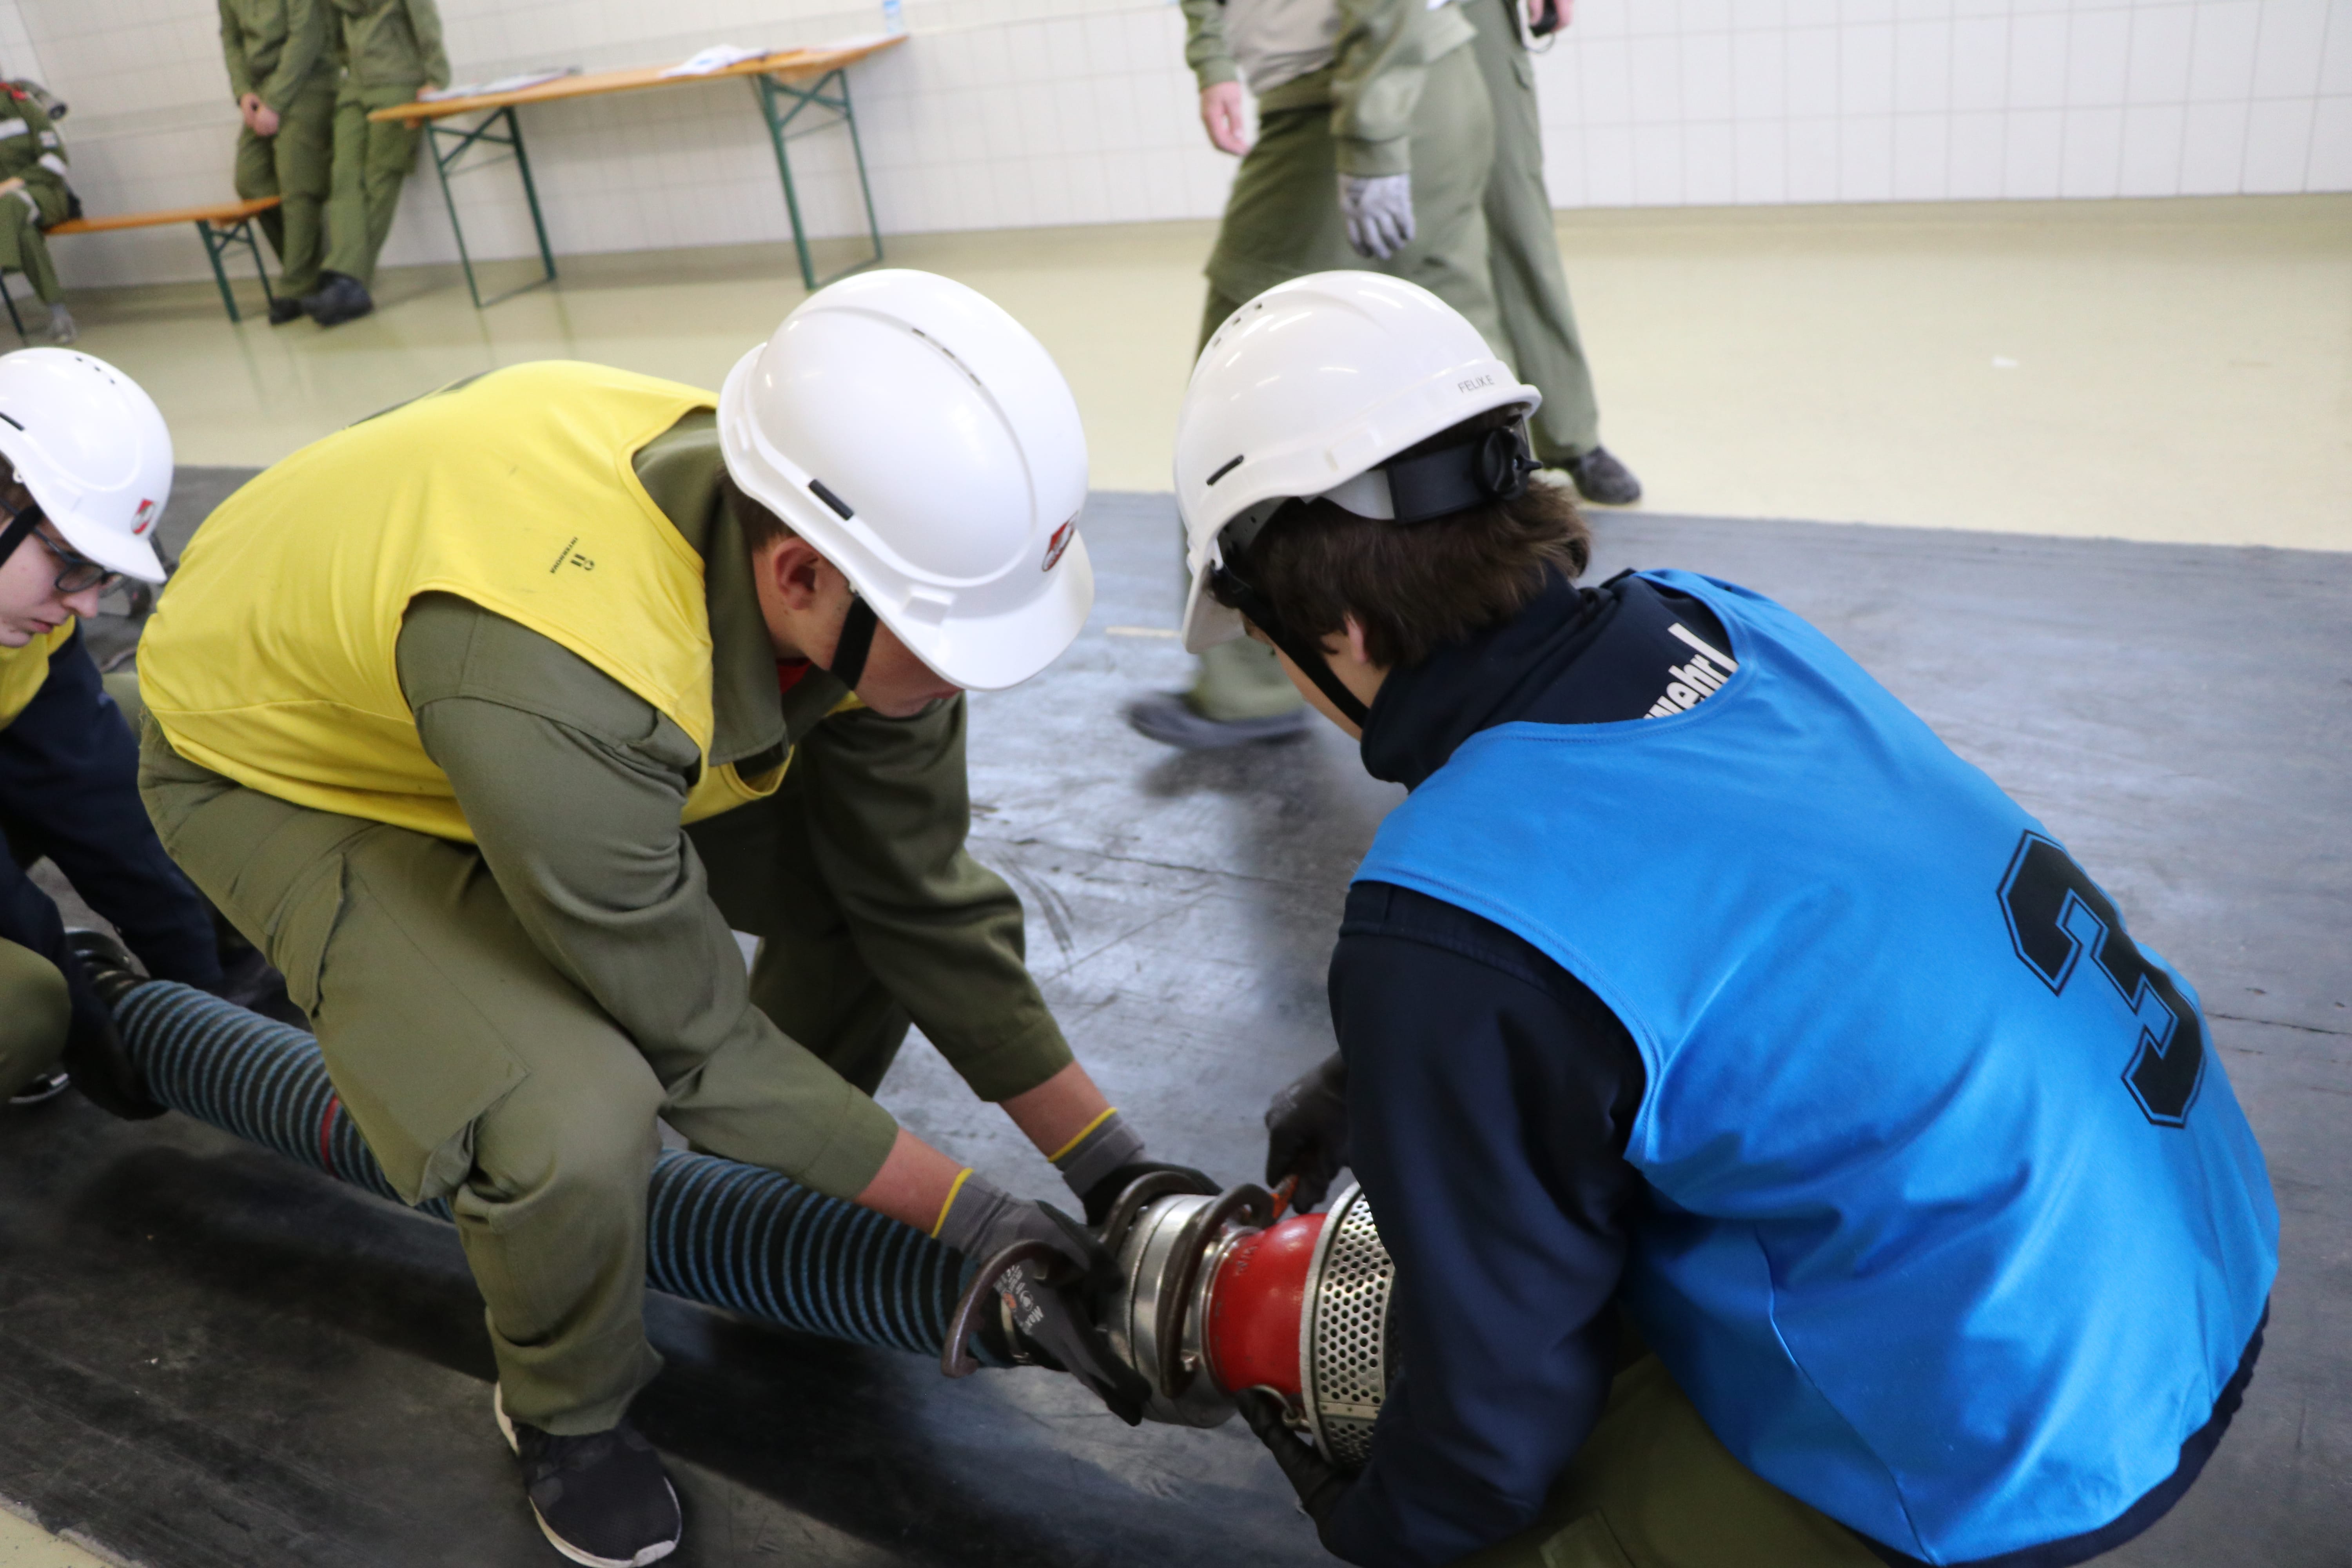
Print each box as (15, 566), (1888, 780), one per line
(1264, 1054), (1349, 1211)
(1078, 1159), (1218, 1228)
(940, 1177), (1154, 1425)
(1236, 1388), (1353, 1540)
(59, 982), (165, 1120)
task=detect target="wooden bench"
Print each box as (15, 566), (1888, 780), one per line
(1, 194), (284, 336)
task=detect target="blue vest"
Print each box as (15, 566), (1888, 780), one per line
(1354, 572), (2277, 1564)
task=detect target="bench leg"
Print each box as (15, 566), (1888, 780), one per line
(0, 270), (21, 339)
(196, 217), (244, 324)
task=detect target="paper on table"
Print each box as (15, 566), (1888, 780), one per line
(418, 67), (578, 101)
(659, 45), (773, 77)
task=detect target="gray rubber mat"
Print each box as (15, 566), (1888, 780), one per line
(3, 480), (2343, 1566)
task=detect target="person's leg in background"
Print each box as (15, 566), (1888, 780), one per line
(1450, 1354), (1886, 1568)
(310, 83), (418, 325)
(239, 79), (336, 310)
(0, 181), (73, 344)
(1462, 0), (1639, 506)
(0, 933), (69, 1103)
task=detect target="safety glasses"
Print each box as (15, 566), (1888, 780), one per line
(0, 480), (121, 596)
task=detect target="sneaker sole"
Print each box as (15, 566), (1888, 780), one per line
(1125, 694), (1310, 751)
(7, 1072), (72, 1107)
(495, 1389), (681, 1568)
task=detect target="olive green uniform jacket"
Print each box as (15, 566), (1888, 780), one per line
(221, 0), (338, 295)
(322, 0), (448, 283)
(0, 86), (71, 304)
(138, 410), (1071, 1432)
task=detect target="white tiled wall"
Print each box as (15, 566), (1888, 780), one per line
(1534, 0), (2352, 207)
(8, 0), (2349, 290)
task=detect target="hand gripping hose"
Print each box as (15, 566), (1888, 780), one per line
(109, 978), (982, 1359)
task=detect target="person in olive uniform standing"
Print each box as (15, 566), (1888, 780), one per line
(305, 0), (448, 327)
(0, 84), (76, 344)
(1138, 0), (1502, 749)
(220, 0), (336, 323)
(136, 275), (1193, 1566)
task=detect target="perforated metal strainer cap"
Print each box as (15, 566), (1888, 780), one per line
(1298, 1181), (1397, 1468)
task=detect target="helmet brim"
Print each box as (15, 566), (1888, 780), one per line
(47, 506), (166, 585)
(885, 530), (1095, 692)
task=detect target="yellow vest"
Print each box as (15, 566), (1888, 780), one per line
(140, 362), (782, 842)
(0, 622), (72, 730)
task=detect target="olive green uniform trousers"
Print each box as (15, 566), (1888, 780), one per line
(0, 183), (67, 306)
(1461, 0), (1601, 465)
(321, 82), (421, 287)
(234, 78), (338, 298)
(0, 936), (69, 1100)
(1455, 1354), (1885, 1568)
(138, 722), (958, 1434)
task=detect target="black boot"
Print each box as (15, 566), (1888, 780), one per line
(496, 1389), (681, 1567)
(1561, 446), (1643, 506)
(267, 295), (305, 325)
(301, 271), (375, 328)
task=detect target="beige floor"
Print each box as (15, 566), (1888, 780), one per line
(0, 1504), (109, 1568)
(43, 193), (2351, 550)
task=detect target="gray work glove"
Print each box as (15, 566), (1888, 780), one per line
(1265, 1053), (1348, 1211)
(937, 1173), (1153, 1424)
(1338, 173), (1414, 260)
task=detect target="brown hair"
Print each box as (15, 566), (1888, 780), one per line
(1211, 411), (1590, 670)
(716, 469), (796, 558)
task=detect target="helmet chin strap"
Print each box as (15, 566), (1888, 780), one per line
(826, 593), (879, 691)
(1209, 561), (1370, 729)
(0, 509), (38, 571)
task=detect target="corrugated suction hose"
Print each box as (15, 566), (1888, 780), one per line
(110, 978), (977, 1359)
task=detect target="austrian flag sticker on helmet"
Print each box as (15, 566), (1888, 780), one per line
(133, 499), (158, 537)
(1044, 517), (1075, 571)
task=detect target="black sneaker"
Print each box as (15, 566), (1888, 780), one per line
(1125, 691), (1309, 751)
(267, 295), (305, 326)
(1561, 446), (1643, 506)
(302, 272), (375, 328)
(495, 1388), (681, 1567)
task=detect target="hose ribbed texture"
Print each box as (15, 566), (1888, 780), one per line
(113, 979), (971, 1356)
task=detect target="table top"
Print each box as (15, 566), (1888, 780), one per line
(370, 36), (906, 123)
(50, 195), (281, 234)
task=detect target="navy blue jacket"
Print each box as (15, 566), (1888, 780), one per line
(1319, 571), (1688, 1567)
(1, 626), (219, 1036)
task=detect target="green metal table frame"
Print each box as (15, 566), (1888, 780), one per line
(751, 65), (884, 290)
(416, 63), (884, 310)
(423, 104), (558, 308)
(2, 210), (278, 336)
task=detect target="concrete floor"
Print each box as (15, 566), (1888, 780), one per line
(0, 471), (2346, 1566)
(29, 196), (2352, 550)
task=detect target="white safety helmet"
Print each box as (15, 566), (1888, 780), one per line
(0, 348), (172, 585)
(1174, 273), (1539, 654)
(719, 269), (1093, 691)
